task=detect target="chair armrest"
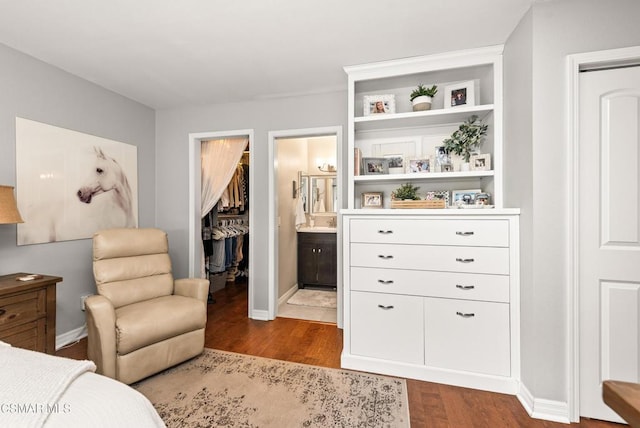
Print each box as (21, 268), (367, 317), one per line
(85, 295), (117, 379)
(174, 278), (209, 304)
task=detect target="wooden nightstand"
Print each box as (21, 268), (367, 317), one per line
(0, 273), (62, 354)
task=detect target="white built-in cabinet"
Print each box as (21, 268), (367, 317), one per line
(341, 46), (521, 394)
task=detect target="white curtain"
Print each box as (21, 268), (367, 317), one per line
(200, 137), (248, 277)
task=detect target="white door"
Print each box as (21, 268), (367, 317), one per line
(579, 65), (640, 423)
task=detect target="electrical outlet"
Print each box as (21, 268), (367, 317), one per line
(80, 294), (91, 311)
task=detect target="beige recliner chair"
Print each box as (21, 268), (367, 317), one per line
(85, 228), (209, 385)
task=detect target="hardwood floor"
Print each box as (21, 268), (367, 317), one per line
(57, 280), (622, 427)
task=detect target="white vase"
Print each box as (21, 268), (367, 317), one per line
(412, 95), (432, 111)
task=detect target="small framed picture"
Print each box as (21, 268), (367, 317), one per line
(425, 190), (450, 206)
(441, 163), (454, 172)
(362, 157), (389, 175)
(444, 81), (476, 109)
(451, 189), (482, 207)
(384, 154), (404, 174)
(363, 94), (396, 116)
(434, 146), (452, 172)
(408, 158), (430, 173)
(362, 192), (383, 209)
(471, 153), (491, 171)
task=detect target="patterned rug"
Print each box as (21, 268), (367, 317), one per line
(132, 348), (409, 427)
(287, 289), (337, 309)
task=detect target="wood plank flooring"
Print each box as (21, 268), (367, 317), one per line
(57, 280), (622, 427)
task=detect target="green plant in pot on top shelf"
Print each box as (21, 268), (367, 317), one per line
(410, 84), (437, 112)
(442, 115), (488, 171)
(392, 183), (421, 201)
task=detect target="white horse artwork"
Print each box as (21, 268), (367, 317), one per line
(77, 147), (136, 228)
(16, 118), (138, 245)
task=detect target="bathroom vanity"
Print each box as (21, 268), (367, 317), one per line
(297, 228), (337, 289)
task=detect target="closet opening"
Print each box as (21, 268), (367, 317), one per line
(188, 130), (255, 318)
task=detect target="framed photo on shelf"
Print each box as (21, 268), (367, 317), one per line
(362, 157), (389, 175)
(362, 192), (383, 209)
(434, 146), (452, 172)
(408, 158), (430, 173)
(471, 153), (491, 171)
(384, 154), (404, 174)
(425, 190), (449, 206)
(444, 81), (476, 109)
(363, 94), (396, 116)
(451, 189), (482, 207)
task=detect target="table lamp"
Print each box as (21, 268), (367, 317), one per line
(0, 185), (24, 224)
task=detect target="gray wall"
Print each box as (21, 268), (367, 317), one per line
(506, 0), (640, 405)
(0, 43), (156, 337)
(154, 91), (347, 311)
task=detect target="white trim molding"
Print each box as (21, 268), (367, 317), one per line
(518, 383), (571, 424)
(566, 45), (640, 423)
(56, 325), (87, 350)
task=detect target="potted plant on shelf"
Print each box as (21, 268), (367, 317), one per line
(392, 183), (421, 201)
(410, 84), (438, 111)
(442, 115), (488, 171)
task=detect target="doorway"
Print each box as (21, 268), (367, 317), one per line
(268, 126), (343, 327)
(568, 47), (640, 423)
(188, 129), (256, 318)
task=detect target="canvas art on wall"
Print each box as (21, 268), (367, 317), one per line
(15, 117), (138, 245)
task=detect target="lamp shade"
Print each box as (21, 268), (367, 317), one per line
(0, 185), (24, 224)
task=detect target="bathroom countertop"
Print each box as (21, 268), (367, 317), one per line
(296, 226), (337, 233)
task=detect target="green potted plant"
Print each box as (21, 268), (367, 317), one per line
(410, 84), (437, 112)
(392, 183), (421, 200)
(442, 115), (488, 170)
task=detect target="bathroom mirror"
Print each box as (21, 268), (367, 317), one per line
(298, 173), (309, 213)
(310, 175), (337, 214)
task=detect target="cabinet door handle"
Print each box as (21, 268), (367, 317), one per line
(378, 305), (394, 310)
(456, 284), (475, 290)
(378, 255), (394, 259)
(0, 309), (5, 316)
(377, 230), (393, 234)
(318, 248), (322, 253)
(377, 279), (394, 284)
(456, 257), (475, 263)
(456, 311), (475, 318)
(456, 231), (475, 236)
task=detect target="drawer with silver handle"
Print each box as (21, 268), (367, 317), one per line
(350, 267), (509, 302)
(350, 243), (510, 275)
(349, 218), (509, 247)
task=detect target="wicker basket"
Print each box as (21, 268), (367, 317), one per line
(390, 199), (446, 209)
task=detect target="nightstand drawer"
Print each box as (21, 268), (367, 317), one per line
(350, 267), (510, 302)
(0, 319), (46, 351)
(351, 243), (510, 275)
(0, 290), (44, 330)
(349, 218), (509, 247)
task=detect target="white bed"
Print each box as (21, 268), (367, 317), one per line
(0, 341), (165, 427)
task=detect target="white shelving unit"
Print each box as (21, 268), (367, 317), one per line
(341, 46), (521, 395)
(345, 45), (503, 209)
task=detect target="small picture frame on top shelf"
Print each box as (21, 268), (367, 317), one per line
(444, 81), (476, 109)
(408, 158), (430, 173)
(384, 154), (404, 174)
(362, 157), (389, 175)
(470, 153), (491, 171)
(362, 192), (383, 209)
(363, 94), (396, 116)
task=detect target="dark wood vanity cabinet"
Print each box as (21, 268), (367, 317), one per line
(297, 232), (337, 289)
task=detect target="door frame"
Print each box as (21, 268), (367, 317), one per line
(188, 129), (256, 317)
(567, 46), (640, 422)
(267, 126), (343, 325)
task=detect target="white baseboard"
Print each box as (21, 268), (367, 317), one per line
(518, 382), (571, 424)
(278, 284), (299, 306)
(250, 309), (270, 321)
(56, 325), (87, 350)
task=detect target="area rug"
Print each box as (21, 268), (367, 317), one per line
(286, 289), (337, 309)
(132, 348), (409, 427)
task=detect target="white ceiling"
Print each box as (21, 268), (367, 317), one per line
(0, 0), (534, 109)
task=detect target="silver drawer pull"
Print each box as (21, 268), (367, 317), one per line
(378, 279), (394, 284)
(456, 231), (475, 236)
(456, 257), (475, 263)
(378, 255), (394, 259)
(378, 305), (394, 310)
(456, 284), (475, 290)
(456, 311), (475, 318)
(378, 230), (394, 234)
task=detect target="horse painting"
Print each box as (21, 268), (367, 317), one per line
(77, 147), (136, 228)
